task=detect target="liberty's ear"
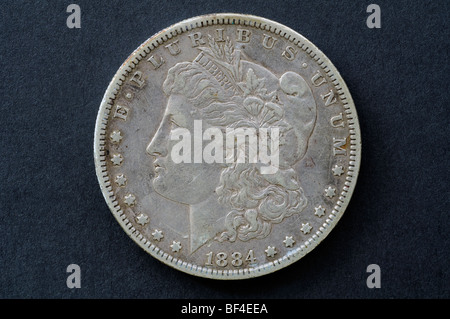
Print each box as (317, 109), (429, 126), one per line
(280, 71), (309, 98)
(278, 72), (317, 166)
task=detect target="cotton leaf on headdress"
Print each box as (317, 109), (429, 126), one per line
(238, 69), (266, 97)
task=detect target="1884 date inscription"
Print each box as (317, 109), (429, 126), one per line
(94, 14), (361, 279)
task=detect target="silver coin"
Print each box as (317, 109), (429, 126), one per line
(94, 13), (361, 279)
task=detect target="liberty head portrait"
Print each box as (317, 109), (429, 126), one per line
(146, 35), (317, 253)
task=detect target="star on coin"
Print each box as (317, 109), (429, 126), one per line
(170, 241), (182, 253)
(332, 165), (345, 176)
(283, 236), (295, 248)
(152, 229), (164, 241)
(111, 154), (123, 166)
(314, 205), (326, 217)
(135, 213), (149, 226)
(110, 130), (123, 144)
(301, 223), (312, 234)
(123, 194), (136, 206)
(115, 174), (127, 187)
(325, 186), (336, 198)
(265, 246), (277, 258)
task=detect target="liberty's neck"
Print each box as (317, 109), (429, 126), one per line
(189, 194), (228, 254)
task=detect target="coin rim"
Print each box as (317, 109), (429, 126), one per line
(93, 13), (362, 280)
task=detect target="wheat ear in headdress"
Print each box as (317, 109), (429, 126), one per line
(194, 35), (242, 95)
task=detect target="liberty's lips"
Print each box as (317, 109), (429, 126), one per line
(153, 157), (165, 173)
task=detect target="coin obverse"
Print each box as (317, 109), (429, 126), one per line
(94, 14), (361, 280)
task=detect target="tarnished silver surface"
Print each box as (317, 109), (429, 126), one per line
(94, 14), (361, 279)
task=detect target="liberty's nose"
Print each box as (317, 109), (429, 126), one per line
(146, 116), (170, 158)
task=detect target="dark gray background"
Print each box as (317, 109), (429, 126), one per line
(0, 0), (448, 299)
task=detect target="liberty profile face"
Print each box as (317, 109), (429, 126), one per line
(146, 94), (223, 205)
(144, 36), (317, 252)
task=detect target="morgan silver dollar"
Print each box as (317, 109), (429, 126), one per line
(94, 14), (361, 279)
